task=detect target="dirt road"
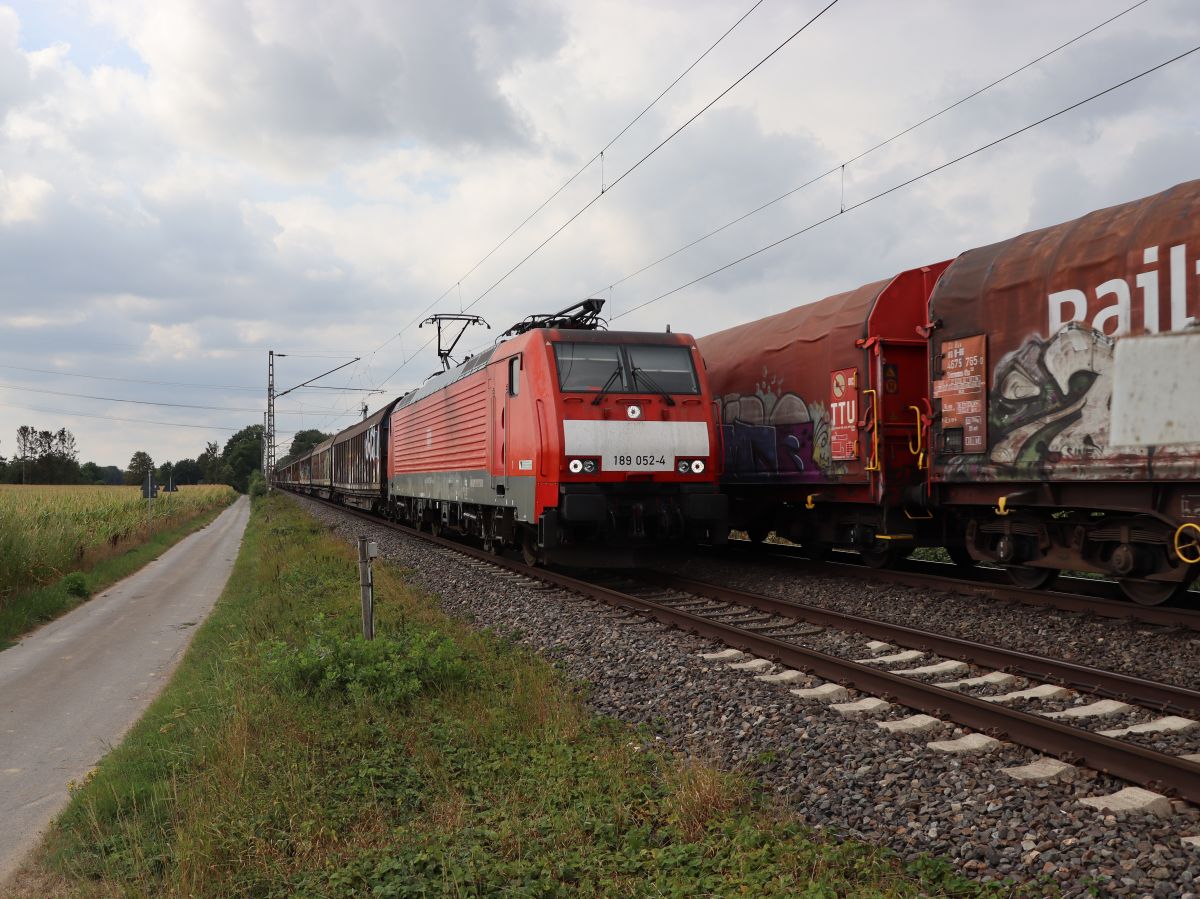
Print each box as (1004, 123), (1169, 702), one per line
(0, 495), (250, 884)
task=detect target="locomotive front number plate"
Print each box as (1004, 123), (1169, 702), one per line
(562, 420), (710, 472)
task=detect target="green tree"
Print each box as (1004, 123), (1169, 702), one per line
(220, 424), (263, 493)
(278, 429), (331, 467)
(125, 451), (155, 486)
(173, 458), (202, 485)
(197, 441), (221, 484)
(98, 465), (124, 485)
(155, 460), (175, 487)
(10, 425), (81, 484)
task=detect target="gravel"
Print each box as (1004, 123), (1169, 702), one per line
(290, 494), (1200, 897)
(653, 549), (1200, 692)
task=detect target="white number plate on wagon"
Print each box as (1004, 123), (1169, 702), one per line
(562, 420), (710, 472)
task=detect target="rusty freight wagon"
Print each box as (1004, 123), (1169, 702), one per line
(698, 263), (950, 566)
(331, 398), (402, 513)
(927, 179), (1200, 603)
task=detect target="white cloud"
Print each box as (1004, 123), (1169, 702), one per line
(0, 169), (53, 223)
(0, 0), (1197, 466)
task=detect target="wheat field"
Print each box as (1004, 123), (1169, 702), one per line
(0, 484), (237, 600)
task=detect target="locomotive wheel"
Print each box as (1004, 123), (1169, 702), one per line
(946, 546), (978, 568)
(1004, 565), (1058, 590)
(1118, 578), (1189, 606)
(521, 531), (541, 567)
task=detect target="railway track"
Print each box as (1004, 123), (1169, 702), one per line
(295, 492), (1200, 808)
(728, 540), (1200, 631)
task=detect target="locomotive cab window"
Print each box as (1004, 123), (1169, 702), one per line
(553, 342), (700, 395)
(554, 343), (625, 392)
(627, 344), (699, 395)
(508, 355), (521, 396)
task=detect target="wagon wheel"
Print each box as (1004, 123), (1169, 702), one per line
(1118, 578), (1189, 606)
(521, 530), (541, 567)
(745, 526), (771, 546)
(803, 541), (833, 563)
(946, 546), (978, 568)
(1004, 565), (1058, 590)
(860, 543), (909, 569)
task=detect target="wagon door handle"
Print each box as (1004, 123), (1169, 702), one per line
(907, 405), (927, 471)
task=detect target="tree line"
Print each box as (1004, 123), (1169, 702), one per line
(0, 424), (329, 493)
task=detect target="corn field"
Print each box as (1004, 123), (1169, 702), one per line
(0, 484), (237, 600)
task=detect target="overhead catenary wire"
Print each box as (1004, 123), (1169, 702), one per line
(613, 41), (1200, 321)
(0, 400), (242, 432)
(355, 0), (769, 379)
(0, 364), (261, 391)
(0, 382), (351, 415)
(0, 363), (382, 393)
(450, 0), (841, 324)
(591, 0), (1153, 298)
(358, 0), (835, 401)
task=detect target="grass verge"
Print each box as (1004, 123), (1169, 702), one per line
(0, 503), (234, 650)
(23, 493), (1014, 897)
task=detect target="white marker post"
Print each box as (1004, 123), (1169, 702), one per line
(358, 536), (379, 640)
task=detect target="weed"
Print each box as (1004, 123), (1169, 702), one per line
(0, 484), (235, 600)
(61, 572), (90, 598)
(0, 504), (231, 648)
(261, 615), (470, 705)
(28, 494), (1011, 898)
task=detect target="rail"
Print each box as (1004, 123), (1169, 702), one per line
(286, 489), (1200, 806)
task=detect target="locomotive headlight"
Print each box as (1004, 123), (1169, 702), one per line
(626, 404), (642, 420)
(568, 459), (584, 474)
(677, 460), (690, 474)
(690, 459), (706, 474)
(582, 459), (597, 474)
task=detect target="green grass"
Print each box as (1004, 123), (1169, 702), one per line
(0, 504), (232, 650)
(27, 493), (1020, 898)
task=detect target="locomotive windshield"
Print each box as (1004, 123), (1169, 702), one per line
(554, 342), (699, 394)
(555, 343), (624, 392)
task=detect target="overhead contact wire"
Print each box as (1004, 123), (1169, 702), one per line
(455, 0), (841, 322)
(595, 0), (1154, 297)
(359, 0), (769, 387)
(614, 42), (1200, 319)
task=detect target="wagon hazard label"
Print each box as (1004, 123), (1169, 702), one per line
(933, 334), (987, 453)
(830, 368), (859, 461)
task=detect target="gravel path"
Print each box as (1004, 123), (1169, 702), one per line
(290, 495), (1200, 897)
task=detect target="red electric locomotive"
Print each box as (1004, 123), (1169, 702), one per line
(385, 300), (727, 564)
(277, 300), (728, 565)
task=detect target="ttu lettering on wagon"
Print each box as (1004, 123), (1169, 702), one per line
(562, 420), (710, 472)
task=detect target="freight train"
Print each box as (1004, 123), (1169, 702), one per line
(698, 179), (1200, 606)
(276, 300), (728, 565)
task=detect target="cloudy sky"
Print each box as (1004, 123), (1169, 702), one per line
(0, 0), (1197, 468)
